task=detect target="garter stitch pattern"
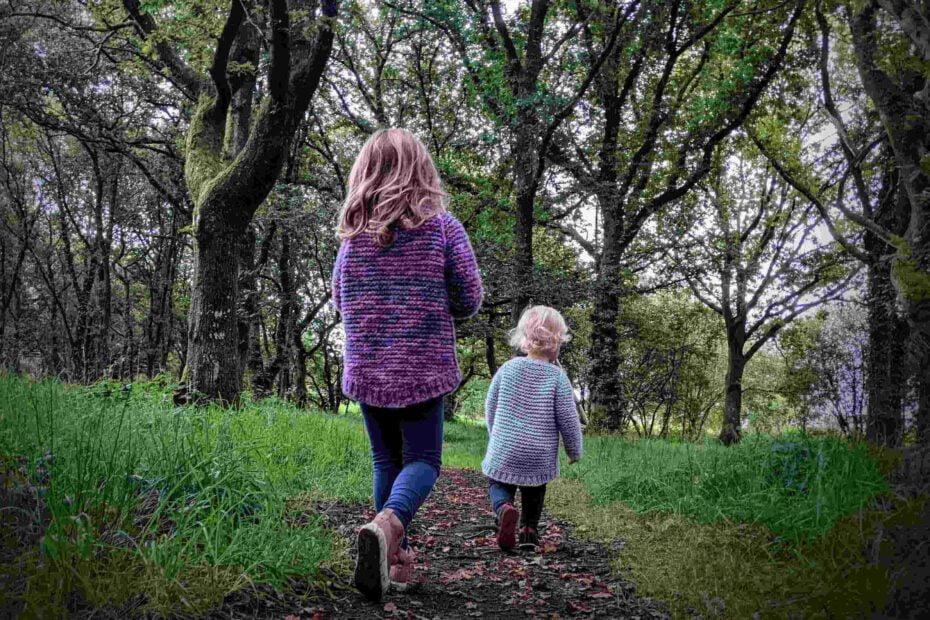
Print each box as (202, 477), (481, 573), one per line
(482, 357), (583, 486)
(332, 212), (483, 408)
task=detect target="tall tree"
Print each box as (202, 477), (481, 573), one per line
(753, 0), (920, 445)
(674, 148), (855, 444)
(120, 0), (338, 402)
(397, 0), (625, 323)
(549, 0), (806, 428)
(844, 0), (930, 444)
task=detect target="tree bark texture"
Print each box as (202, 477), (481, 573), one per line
(850, 0), (930, 444)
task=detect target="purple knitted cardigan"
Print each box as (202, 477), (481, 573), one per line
(332, 212), (483, 408)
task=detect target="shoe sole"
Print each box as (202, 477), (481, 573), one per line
(354, 523), (389, 600)
(390, 578), (413, 592)
(497, 506), (519, 550)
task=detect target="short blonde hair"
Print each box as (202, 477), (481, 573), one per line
(509, 305), (569, 357)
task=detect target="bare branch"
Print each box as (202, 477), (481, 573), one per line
(543, 220), (597, 257)
(268, 0), (291, 102)
(489, 0), (522, 70)
(749, 130), (881, 260)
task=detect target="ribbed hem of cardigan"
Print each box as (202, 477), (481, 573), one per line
(481, 464), (559, 487)
(343, 369), (461, 408)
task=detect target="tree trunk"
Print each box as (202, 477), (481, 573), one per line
(510, 120), (540, 325)
(293, 327), (308, 407)
(171, 0), (336, 403)
(865, 260), (907, 445)
(865, 171), (910, 446)
(850, 1), (930, 444)
(587, 197), (624, 429)
(238, 226), (265, 385)
(485, 330), (498, 377)
(588, 241), (623, 429)
(719, 324), (747, 446)
(322, 339), (338, 412)
(918, 371), (930, 444)
(443, 391), (458, 422)
(187, 226), (241, 403)
(146, 214), (181, 377)
(255, 229), (296, 398)
(586, 67), (624, 429)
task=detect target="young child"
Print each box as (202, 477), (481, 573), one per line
(332, 128), (483, 600)
(482, 305), (583, 550)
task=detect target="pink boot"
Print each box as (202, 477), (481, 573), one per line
(354, 509), (404, 600)
(389, 546), (416, 591)
(496, 503), (519, 551)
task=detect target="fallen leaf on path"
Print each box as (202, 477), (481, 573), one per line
(440, 567), (477, 583)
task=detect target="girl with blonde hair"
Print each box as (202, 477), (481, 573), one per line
(482, 305), (583, 550)
(333, 128), (483, 599)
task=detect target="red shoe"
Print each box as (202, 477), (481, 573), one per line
(496, 503), (519, 550)
(355, 509), (404, 600)
(390, 546), (416, 591)
(519, 526), (540, 549)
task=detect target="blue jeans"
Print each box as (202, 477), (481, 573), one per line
(488, 479), (547, 529)
(361, 397), (444, 532)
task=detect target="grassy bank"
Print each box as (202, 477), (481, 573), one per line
(547, 477), (922, 618)
(566, 433), (888, 541)
(550, 435), (906, 618)
(0, 376), (374, 615)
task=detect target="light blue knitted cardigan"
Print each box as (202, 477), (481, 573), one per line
(481, 357), (583, 486)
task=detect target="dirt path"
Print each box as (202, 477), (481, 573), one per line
(217, 468), (670, 620)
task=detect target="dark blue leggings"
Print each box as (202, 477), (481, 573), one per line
(489, 480), (547, 529)
(360, 397), (443, 531)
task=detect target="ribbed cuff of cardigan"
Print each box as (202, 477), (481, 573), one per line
(342, 368), (461, 408)
(481, 465), (559, 487)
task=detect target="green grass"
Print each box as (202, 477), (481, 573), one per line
(442, 415), (487, 469)
(553, 432), (900, 618)
(565, 432), (888, 541)
(0, 374), (490, 616)
(0, 375), (372, 615)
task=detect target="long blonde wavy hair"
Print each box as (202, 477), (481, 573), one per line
(337, 128), (446, 247)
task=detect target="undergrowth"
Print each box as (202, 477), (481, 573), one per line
(0, 375), (369, 616)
